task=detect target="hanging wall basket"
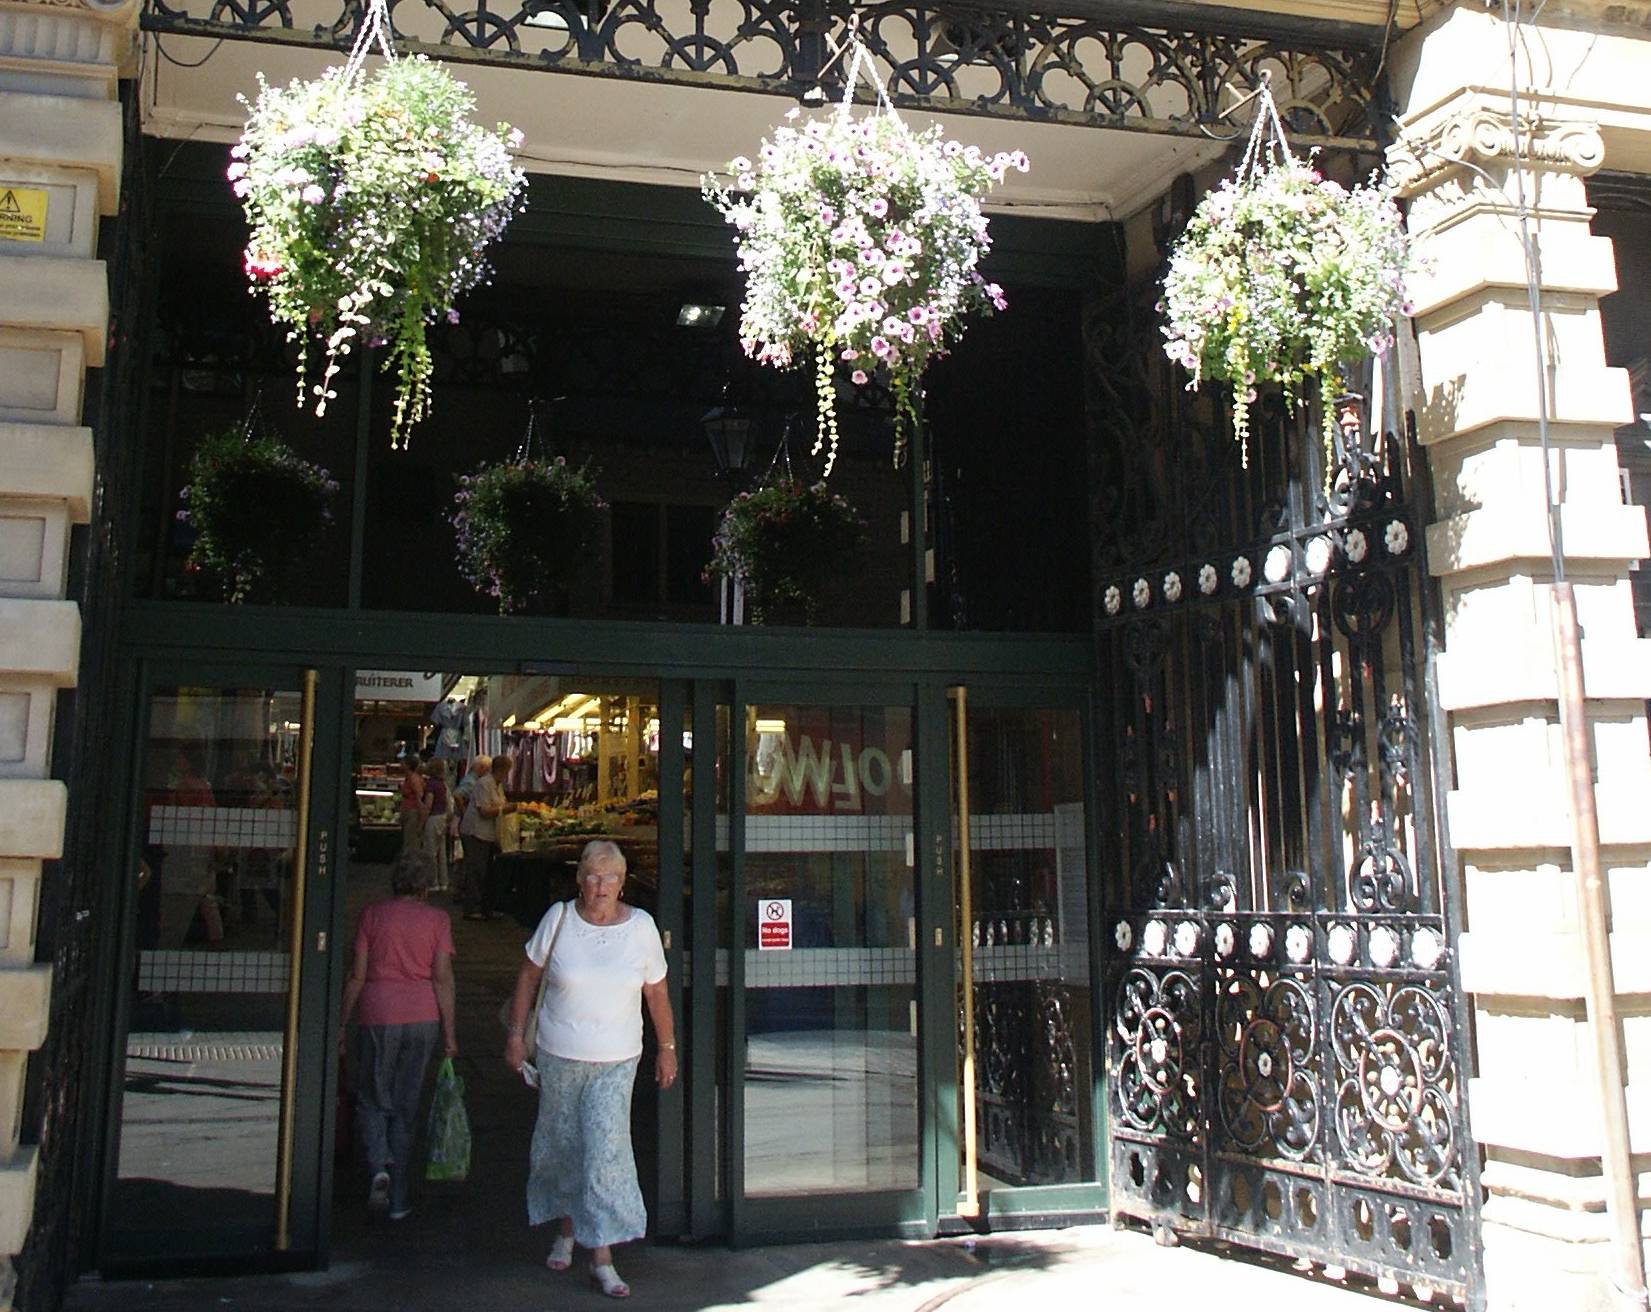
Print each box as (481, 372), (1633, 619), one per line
(178, 416), (339, 604)
(702, 36), (1026, 475)
(1159, 75), (1413, 464)
(233, 1), (527, 450)
(451, 410), (607, 616)
(705, 477), (868, 626)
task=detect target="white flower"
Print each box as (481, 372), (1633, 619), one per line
(1132, 578), (1151, 609)
(1264, 544), (1292, 584)
(1249, 923), (1274, 958)
(1142, 920), (1168, 956)
(1285, 924), (1312, 964)
(1198, 564), (1218, 595)
(1213, 922), (1236, 958)
(234, 58), (526, 449)
(1114, 921), (1134, 952)
(1328, 923), (1356, 965)
(1158, 157), (1410, 466)
(1346, 528), (1369, 563)
(1412, 926), (1443, 970)
(1304, 536), (1333, 575)
(1104, 585), (1121, 616)
(1173, 921), (1200, 957)
(1385, 519), (1409, 555)
(1231, 556), (1253, 589)
(1163, 571), (1183, 603)
(1369, 925), (1400, 968)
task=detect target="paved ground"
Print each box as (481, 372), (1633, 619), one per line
(66, 1223), (1410, 1311)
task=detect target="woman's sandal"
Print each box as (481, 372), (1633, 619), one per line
(544, 1234), (574, 1272)
(590, 1263), (631, 1299)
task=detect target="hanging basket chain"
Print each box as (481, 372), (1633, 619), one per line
(1234, 71), (1290, 187)
(340, 0), (397, 87)
(514, 402), (539, 465)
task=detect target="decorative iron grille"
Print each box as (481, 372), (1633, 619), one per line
(141, 0), (1383, 148)
(1087, 285), (1484, 1305)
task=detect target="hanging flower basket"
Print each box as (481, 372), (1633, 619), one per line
(452, 455), (606, 616)
(178, 428), (339, 603)
(1159, 81), (1412, 464)
(703, 42), (1024, 475)
(234, 16), (527, 450)
(705, 479), (868, 625)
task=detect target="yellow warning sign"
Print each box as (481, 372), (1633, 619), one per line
(0, 187), (48, 243)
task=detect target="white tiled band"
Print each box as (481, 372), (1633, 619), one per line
(146, 805), (297, 851)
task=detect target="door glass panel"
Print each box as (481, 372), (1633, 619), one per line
(743, 703), (918, 1197)
(110, 685), (305, 1258)
(959, 705), (1094, 1191)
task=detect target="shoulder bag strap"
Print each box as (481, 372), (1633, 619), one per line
(528, 900), (567, 1034)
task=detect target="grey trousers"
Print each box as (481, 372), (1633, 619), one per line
(353, 1020), (440, 1212)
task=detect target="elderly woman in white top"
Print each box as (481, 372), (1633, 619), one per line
(504, 839), (676, 1300)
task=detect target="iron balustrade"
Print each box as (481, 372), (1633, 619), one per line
(142, 0), (1384, 148)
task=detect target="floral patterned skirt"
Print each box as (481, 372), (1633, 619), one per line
(526, 1052), (645, 1248)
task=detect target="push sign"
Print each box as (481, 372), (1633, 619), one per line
(758, 898), (792, 951)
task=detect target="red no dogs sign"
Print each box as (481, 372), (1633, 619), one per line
(758, 898), (792, 951)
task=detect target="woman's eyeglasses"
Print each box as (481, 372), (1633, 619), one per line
(580, 871), (622, 886)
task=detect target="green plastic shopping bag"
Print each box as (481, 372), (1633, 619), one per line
(425, 1057), (471, 1182)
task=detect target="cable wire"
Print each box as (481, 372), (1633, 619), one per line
(1503, 0), (1566, 583)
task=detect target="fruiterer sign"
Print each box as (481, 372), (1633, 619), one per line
(758, 898), (792, 951)
(0, 188), (47, 243)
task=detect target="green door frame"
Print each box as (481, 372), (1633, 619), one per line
(725, 676), (936, 1243)
(931, 678), (1110, 1229)
(83, 620), (1103, 1269)
(91, 656), (347, 1274)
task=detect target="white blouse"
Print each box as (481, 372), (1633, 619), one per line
(525, 901), (667, 1062)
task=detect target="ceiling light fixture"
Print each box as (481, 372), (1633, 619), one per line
(676, 302), (726, 328)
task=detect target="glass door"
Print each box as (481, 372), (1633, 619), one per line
(726, 685), (931, 1235)
(945, 686), (1106, 1221)
(101, 667), (340, 1267)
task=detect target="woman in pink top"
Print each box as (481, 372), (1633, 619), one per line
(341, 848), (457, 1219)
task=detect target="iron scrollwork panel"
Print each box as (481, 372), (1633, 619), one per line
(1091, 286), (1482, 1302)
(141, 0), (1382, 148)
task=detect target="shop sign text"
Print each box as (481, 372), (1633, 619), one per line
(749, 733), (906, 812)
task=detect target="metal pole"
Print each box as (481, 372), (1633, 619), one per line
(947, 685), (979, 1218)
(1552, 581), (1649, 1309)
(274, 668), (318, 1250)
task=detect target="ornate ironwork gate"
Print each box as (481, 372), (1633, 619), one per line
(1088, 289), (1484, 1305)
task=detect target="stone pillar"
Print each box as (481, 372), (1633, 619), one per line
(1389, 10), (1651, 1309)
(0, 0), (134, 1302)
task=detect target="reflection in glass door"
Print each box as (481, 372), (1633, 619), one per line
(740, 701), (920, 1203)
(107, 679), (315, 1260)
(950, 690), (1096, 1211)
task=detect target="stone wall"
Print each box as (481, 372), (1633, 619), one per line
(0, 0), (135, 1303)
(1388, 5), (1651, 1308)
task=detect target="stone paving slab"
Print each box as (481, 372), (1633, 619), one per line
(66, 1224), (1409, 1311)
